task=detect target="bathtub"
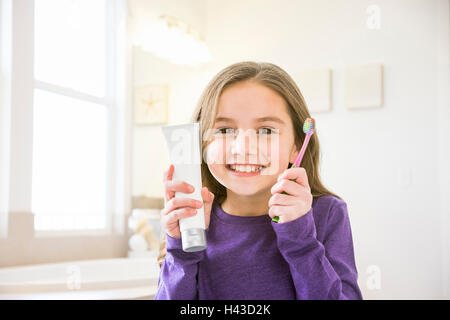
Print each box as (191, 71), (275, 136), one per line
(0, 257), (161, 300)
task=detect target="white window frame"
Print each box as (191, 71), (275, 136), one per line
(2, 0), (131, 238)
(0, 0), (12, 239)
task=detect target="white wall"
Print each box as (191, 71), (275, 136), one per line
(130, 0), (449, 299)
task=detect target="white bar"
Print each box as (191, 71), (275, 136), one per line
(34, 80), (108, 106)
(437, 0), (450, 299)
(0, 0), (12, 238)
(112, 0), (132, 236)
(105, 0), (115, 234)
(9, 0), (34, 214)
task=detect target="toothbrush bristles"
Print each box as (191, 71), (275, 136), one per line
(303, 118), (315, 134)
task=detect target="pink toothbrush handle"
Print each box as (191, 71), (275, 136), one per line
(293, 131), (313, 167)
(271, 130), (314, 223)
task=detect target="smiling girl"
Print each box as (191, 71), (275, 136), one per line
(155, 61), (363, 300)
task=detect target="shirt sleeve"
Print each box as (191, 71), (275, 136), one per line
(153, 234), (205, 300)
(272, 201), (363, 300)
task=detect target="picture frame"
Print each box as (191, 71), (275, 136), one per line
(345, 63), (384, 110)
(293, 67), (332, 113)
(134, 84), (169, 125)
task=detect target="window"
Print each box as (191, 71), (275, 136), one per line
(32, 90), (107, 230)
(31, 0), (127, 232)
(34, 0), (106, 97)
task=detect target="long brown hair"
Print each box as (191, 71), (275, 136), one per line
(158, 61), (341, 267)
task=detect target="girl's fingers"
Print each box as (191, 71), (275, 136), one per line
(269, 186), (312, 209)
(164, 190), (175, 204)
(201, 186), (215, 203)
(268, 205), (285, 220)
(161, 197), (203, 216)
(268, 192), (298, 207)
(164, 180), (195, 205)
(277, 167), (311, 191)
(163, 165), (195, 202)
(201, 187), (214, 229)
(163, 207), (198, 226)
(163, 164), (175, 203)
(268, 205), (298, 222)
(201, 187), (208, 202)
(163, 164), (174, 182)
(270, 179), (305, 197)
(165, 180), (195, 194)
(162, 164), (215, 234)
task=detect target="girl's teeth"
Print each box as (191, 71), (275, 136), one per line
(229, 165), (264, 172)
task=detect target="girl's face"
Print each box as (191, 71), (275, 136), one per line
(205, 80), (299, 197)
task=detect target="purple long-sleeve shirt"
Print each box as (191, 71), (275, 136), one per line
(155, 195), (363, 300)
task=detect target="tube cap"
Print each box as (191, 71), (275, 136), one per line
(181, 228), (207, 252)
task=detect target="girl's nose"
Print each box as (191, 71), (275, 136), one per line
(231, 129), (258, 158)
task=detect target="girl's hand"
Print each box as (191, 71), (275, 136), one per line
(268, 167), (313, 223)
(161, 164), (215, 239)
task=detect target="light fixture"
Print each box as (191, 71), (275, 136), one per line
(132, 14), (212, 66)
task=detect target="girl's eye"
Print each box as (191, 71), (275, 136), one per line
(215, 128), (235, 135)
(258, 128), (277, 135)
(214, 128), (278, 135)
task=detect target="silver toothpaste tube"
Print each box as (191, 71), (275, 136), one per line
(161, 122), (206, 252)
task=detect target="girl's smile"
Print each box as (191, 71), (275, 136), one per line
(225, 163), (267, 177)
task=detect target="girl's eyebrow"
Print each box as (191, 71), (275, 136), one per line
(215, 116), (286, 125)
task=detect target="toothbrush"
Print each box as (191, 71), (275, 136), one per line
(272, 118), (315, 223)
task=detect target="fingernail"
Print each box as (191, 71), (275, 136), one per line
(189, 185), (194, 192)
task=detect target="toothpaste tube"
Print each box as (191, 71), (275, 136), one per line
(161, 122), (207, 252)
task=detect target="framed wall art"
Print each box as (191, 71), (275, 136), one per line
(134, 84), (169, 125)
(345, 63), (383, 110)
(293, 67), (332, 113)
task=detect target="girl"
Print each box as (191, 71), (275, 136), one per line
(155, 61), (363, 300)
